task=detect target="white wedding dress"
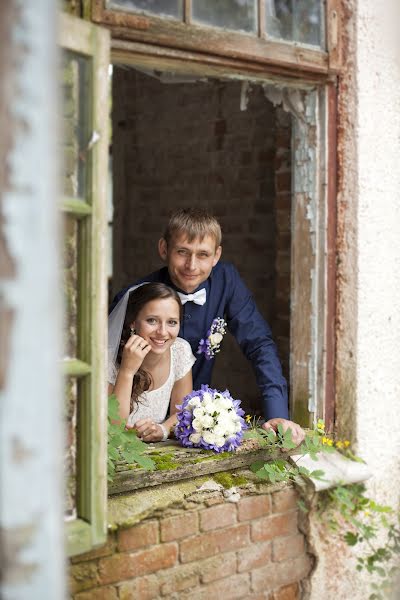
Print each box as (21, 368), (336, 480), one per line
(108, 337), (196, 425)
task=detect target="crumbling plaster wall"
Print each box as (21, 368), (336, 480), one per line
(337, 0), (400, 508)
(308, 1), (400, 598)
(0, 2), (65, 599)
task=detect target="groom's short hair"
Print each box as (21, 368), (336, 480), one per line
(163, 208), (222, 248)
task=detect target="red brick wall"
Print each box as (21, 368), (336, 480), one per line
(69, 487), (312, 599)
(111, 69), (291, 413)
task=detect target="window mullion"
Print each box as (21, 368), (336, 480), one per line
(258, 0), (265, 38)
(183, 0), (191, 25)
(62, 358), (92, 377)
(62, 196), (93, 218)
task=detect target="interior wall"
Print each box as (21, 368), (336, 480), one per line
(111, 67), (291, 413)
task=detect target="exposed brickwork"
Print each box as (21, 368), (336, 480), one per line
(112, 70), (292, 413)
(160, 510), (199, 542)
(199, 502), (237, 531)
(272, 488), (298, 513)
(237, 494), (271, 521)
(180, 523), (250, 563)
(117, 519), (159, 551)
(252, 555), (312, 593)
(251, 511), (298, 543)
(272, 534), (305, 562)
(75, 587), (118, 600)
(237, 540), (272, 572)
(98, 542), (178, 585)
(69, 486), (312, 599)
(273, 582), (300, 600)
(119, 574), (160, 600)
(199, 551), (237, 583)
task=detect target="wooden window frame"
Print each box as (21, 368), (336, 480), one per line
(60, 13), (110, 557)
(85, 0), (341, 78)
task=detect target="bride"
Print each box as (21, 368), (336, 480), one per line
(108, 282), (196, 443)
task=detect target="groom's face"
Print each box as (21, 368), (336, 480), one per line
(158, 234), (222, 293)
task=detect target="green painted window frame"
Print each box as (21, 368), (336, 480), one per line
(60, 13), (110, 557)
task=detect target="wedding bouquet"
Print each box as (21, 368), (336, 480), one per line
(175, 385), (247, 453)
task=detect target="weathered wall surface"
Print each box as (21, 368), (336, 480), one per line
(309, 1), (400, 598)
(352, 0), (400, 502)
(70, 483), (312, 600)
(0, 2), (65, 599)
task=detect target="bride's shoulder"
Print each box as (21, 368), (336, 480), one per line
(172, 337), (192, 355)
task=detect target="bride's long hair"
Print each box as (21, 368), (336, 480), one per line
(117, 282), (183, 412)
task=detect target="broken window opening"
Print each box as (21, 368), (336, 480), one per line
(109, 63), (329, 432)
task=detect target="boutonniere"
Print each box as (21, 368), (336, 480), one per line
(197, 317), (227, 360)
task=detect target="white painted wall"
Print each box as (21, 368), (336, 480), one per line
(308, 1), (400, 598)
(354, 0), (400, 507)
(0, 2), (65, 599)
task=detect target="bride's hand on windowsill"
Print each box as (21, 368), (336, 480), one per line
(127, 418), (169, 443)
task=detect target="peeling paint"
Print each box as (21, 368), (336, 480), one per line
(263, 83), (327, 420)
(0, 2), (65, 598)
(0, 523), (39, 584)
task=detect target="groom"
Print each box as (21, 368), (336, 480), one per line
(110, 207), (305, 444)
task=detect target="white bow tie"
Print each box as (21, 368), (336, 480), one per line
(177, 288), (207, 306)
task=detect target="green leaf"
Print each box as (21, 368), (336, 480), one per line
(250, 460), (266, 473)
(108, 394), (122, 421)
(309, 469), (326, 481)
(107, 396), (156, 482)
(344, 531), (359, 546)
(298, 466), (311, 477)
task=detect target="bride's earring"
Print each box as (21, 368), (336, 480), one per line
(130, 327), (136, 335)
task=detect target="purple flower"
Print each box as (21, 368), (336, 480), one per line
(175, 385), (248, 453)
(197, 318), (227, 360)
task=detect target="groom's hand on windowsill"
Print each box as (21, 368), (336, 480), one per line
(262, 418), (305, 447)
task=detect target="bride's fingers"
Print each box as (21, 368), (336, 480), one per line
(125, 335), (149, 352)
(135, 420), (162, 441)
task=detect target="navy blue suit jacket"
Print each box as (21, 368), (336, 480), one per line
(110, 262), (288, 420)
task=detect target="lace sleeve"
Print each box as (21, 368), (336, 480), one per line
(172, 337), (196, 381)
(108, 360), (118, 386)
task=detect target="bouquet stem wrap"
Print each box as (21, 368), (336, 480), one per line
(175, 385), (247, 452)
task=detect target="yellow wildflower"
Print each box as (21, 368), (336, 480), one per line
(335, 440), (344, 449)
(245, 414), (252, 424)
(344, 440), (351, 447)
(322, 436), (333, 446)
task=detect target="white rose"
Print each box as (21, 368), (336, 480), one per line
(213, 425), (228, 437)
(209, 332), (223, 345)
(192, 418), (203, 431)
(188, 397), (201, 409)
(193, 406), (206, 418)
(201, 392), (213, 405)
(189, 433), (202, 444)
(214, 436), (226, 448)
(204, 402), (218, 415)
(200, 415), (215, 428)
(202, 431), (217, 445)
(218, 397), (234, 410)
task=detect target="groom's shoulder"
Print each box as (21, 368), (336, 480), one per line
(135, 266), (169, 284)
(212, 261), (241, 282)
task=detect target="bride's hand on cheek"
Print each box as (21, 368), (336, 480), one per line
(120, 334), (151, 375)
(133, 418), (165, 442)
